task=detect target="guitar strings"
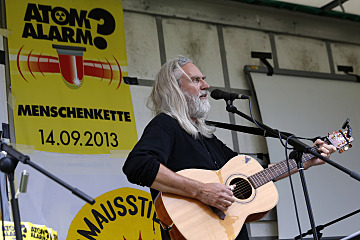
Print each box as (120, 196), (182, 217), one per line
(232, 188), (252, 198)
(230, 147), (320, 198)
(230, 179), (253, 198)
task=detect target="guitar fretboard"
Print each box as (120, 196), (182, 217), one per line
(248, 147), (319, 189)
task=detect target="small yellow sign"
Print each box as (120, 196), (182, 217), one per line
(0, 221), (58, 240)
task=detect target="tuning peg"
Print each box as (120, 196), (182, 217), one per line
(349, 144), (352, 148)
(347, 127), (352, 138)
(339, 149), (344, 154)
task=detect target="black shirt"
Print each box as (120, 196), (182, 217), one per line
(123, 113), (237, 197)
(123, 113), (249, 239)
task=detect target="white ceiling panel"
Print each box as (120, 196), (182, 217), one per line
(279, 0), (330, 8)
(333, 1), (360, 15)
(232, 0), (360, 20)
(279, 0), (360, 15)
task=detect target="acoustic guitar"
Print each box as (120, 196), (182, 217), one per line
(154, 130), (354, 240)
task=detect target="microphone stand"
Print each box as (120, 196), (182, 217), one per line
(205, 120), (297, 139)
(0, 154), (22, 240)
(224, 100), (360, 240)
(0, 140), (95, 240)
(295, 208), (360, 239)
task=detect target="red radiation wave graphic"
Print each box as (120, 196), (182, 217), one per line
(17, 46), (28, 82)
(16, 46), (123, 90)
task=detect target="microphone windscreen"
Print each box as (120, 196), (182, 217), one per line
(210, 89), (224, 100)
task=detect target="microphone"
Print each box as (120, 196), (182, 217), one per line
(210, 89), (249, 101)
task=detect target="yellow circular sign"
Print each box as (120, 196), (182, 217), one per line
(67, 188), (162, 240)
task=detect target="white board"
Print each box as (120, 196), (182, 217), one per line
(250, 71), (360, 239)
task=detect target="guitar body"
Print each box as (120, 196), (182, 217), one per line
(155, 155), (279, 240)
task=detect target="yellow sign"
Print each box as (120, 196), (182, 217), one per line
(5, 0), (138, 154)
(67, 188), (162, 240)
(0, 221), (58, 239)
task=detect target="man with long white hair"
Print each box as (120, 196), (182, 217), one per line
(123, 56), (335, 239)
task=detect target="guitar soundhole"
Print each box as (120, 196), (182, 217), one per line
(230, 178), (252, 200)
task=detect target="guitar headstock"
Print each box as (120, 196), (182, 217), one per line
(327, 130), (354, 153)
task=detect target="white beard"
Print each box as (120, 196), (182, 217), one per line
(183, 90), (211, 119)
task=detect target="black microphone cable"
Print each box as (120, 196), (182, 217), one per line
(246, 97), (291, 148)
(246, 97), (320, 240)
(285, 135), (304, 240)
